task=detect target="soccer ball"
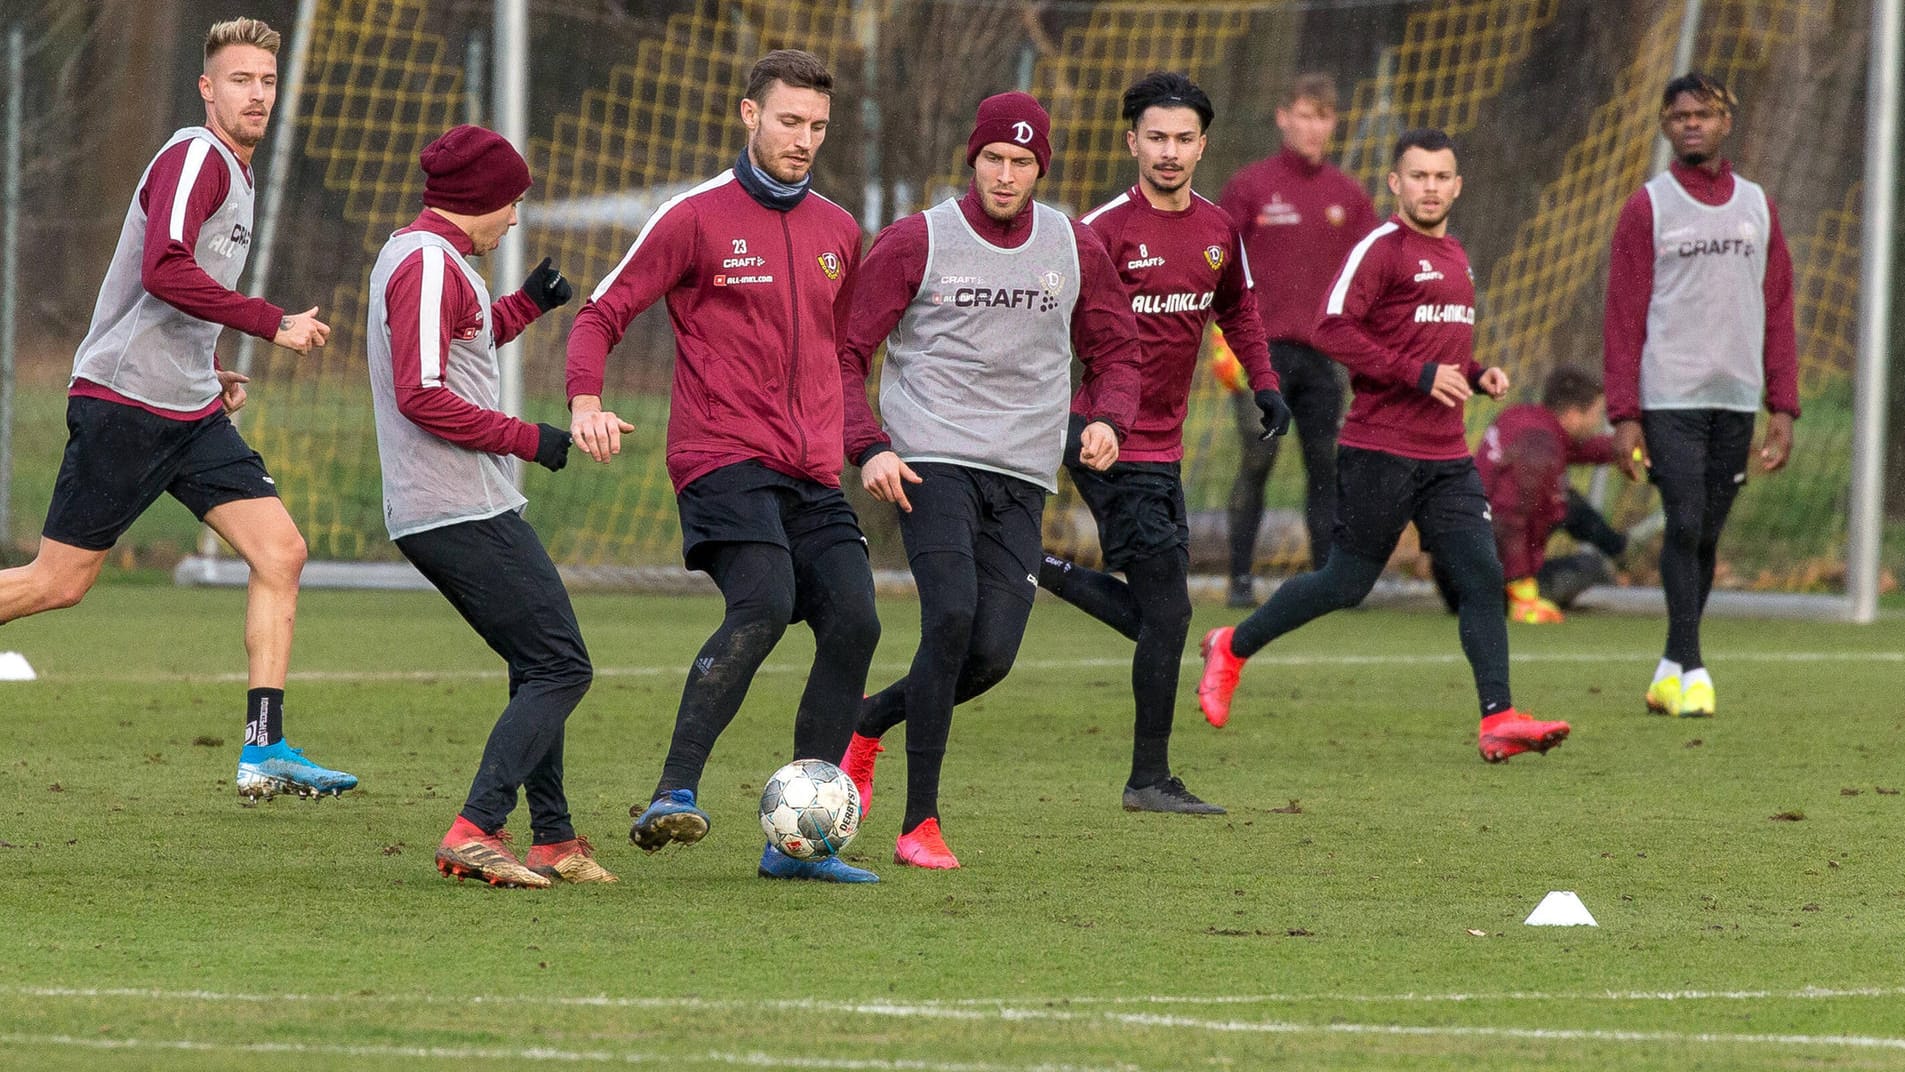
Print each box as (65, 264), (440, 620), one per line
(759, 758), (861, 860)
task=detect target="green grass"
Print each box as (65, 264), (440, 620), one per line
(2, 584), (1903, 1070)
(7, 375), (1880, 585)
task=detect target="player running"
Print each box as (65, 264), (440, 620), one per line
(1603, 73), (1799, 718)
(566, 50), (882, 883)
(1196, 129), (1570, 764)
(366, 124), (612, 889)
(839, 92), (1142, 868)
(0, 17), (355, 800)
(1036, 73), (1288, 815)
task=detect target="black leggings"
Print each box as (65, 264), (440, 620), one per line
(1228, 343), (1343, 573)
(654, 539), (879, 797)
(397, 513), (593, 844)
(859, 549), (1034, 833)
(1644, 410), (1753, 670)
(1037, 549), (1192, 787)
(1234, 530), (1512, 718)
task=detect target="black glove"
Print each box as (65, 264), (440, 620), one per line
(533, 422), (572, 472)
(1255, 389), (1292, 439)
(523, 257), (574, 312)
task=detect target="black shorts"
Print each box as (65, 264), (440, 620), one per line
(43, 395), (279, 552)
(1067, 458), (1188, 572)
(676, 460), (866, 573)
(897, 462), (1046, 606)
(1331, 446), (1492, 564)
(1064, 412), (1187, 570)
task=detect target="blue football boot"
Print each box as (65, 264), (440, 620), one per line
(629, 788), (710, 853)
(235, 740), (358, 800)
(757, 842), (879, 883)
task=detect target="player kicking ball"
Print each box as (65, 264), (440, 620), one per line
(1037, 73), (1289, 814)
(366, 125), (614, 888)
(839, 92), (1142, 867)
(1196, 129), (1570, 764)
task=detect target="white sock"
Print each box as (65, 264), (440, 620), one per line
(1683, 667), (1712, 689)
(1654, 658), (1682, 684)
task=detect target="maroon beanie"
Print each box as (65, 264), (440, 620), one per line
(420, 125), (531, 215)
(965, 91), (1052, 176)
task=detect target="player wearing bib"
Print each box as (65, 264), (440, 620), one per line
(366, 125), (611, 889)
(1218, 74), (1379, 603)
(1196, 128), (1571, 764)
(1034, 73), (1287, 815)
(566, 51), (881, 883)
(1603, 73), (1799, 719)
(0, 18), (355, 801)
(839, 93), (1142, 868)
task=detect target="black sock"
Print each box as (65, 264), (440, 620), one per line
(245, 688), (284, 747)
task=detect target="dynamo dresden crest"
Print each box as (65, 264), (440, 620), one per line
(816, 251), (843, 280)
(1202, 245), (1226, 271)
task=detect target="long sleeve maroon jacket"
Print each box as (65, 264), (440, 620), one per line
(566, 170), (862, 492)
(1076, 185), (1275, 463)
(1314, 217), (1483, 461)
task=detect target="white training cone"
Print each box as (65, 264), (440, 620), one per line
(0, 652), (36, 682)
(1524, 890), (1597, 927)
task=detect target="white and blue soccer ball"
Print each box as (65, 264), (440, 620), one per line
(759, 758), (861, 860)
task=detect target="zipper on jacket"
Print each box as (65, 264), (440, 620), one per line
(782, 212), (809, 467)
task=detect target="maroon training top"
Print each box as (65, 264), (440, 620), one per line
(1219, 147), (1379, 349)
(1315, 217), (1482, 461)
(1075, 186), (1275, 463)
(1476, 403), (1617, 579)
(565, 170), (862, 492)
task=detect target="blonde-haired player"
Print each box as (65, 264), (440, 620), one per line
(0, 17), (353, 799)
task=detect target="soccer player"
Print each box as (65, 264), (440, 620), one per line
(1472, 366), (1628, 623)
(1036, 73), (1288, 815)
(838, 92), (1142, 868)
(0, 17), (356, 800)
(366, 124), (612, 889)
(1603, 73), (1798, 718)
(566, 50), (882, 883)
(1195, 129), (1571, 764)
(1218, 74), (1378, 606)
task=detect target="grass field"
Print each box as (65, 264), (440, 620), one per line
(1, 582), (1902, 1070)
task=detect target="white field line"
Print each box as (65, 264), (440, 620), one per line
(6, 986), (1905, 1056)
(36, 649), (1905, 686)
(12, 984), (1905, 1008)
(0, 1035), (1127, 1071)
